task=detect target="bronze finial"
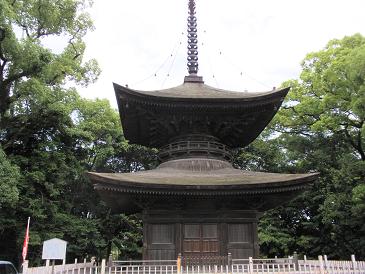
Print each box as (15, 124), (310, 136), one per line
(187, 0), (198, 75)
(185, 0), (203, 83)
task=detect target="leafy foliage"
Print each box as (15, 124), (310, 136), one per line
(0, 0), (100, 120)
(0, 87), (155, 265)
(0, 0), (154, 267)
(242, 34), (365, 260)
(275, 34), (365, 160)
(0, 146), (20, 209)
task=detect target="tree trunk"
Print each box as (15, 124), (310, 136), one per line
(0, 82), (10, 119)
(106, 241), (112, 261)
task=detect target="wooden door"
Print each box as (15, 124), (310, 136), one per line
(183, 223), (220, 265)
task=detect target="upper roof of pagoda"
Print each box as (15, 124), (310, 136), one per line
(114, 82), (289, 149)
(115, 81), (288, 101)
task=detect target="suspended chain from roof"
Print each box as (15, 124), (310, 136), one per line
(200, 29), (272, 90)
(161, 39), (183, 88)
(200, 30), (219, 88)
(132, 0), (272, 90)
(131, 31), (184, 87)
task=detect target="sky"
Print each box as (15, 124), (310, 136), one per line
(78, 0), (365, 108)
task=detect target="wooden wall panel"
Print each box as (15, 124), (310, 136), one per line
(151, 224), (174, 244)
(149, 249), (176, 260)
(202, 224), (218, 238)
(227, 223), (254, 259)
(184, 224), (200, 238)
(228, 224), (252, 243)
(148, 224), (175, 260)
(230, 248), (254, 259)
(183, 240), (200, 253)
(202, 240), (219, 252)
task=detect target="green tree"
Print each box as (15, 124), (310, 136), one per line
(0, 0), (101, 264)
(0, 146), (20, 209)
(275, 34), (365, 160)
(0, 146), (21, 262)
(0, 84), (155, 264)
(253, 34), (365, 259)
(0, 0), (100, 120)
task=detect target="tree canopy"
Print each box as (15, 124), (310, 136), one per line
(276, 34), (365, 161)
(0, 0), (100, 120)
(247, 33), (365, 259)
(0, 0), (155, 266)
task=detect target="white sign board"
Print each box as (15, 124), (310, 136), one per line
(42, 238), (67, 260)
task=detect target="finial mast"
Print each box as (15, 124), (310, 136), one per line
(184, 0), (204, 83)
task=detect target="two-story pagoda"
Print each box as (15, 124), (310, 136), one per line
(88, 0), (318, 262)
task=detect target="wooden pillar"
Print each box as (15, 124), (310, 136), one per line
(142, 211), (149, 260)
(252, 221), (259, 258)
(175, 222), (182, 256)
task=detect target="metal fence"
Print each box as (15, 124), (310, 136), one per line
(23, 260), (94, 274)
(23, 255), (365, 274)
(298, 255), (365, 274)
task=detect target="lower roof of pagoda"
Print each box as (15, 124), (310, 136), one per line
(89, 158), (318, 196)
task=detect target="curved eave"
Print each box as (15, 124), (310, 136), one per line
(114, 82), (290, 104)
(88, 171), (319, 196)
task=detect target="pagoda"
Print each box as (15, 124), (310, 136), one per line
(88, 0), (318, 262)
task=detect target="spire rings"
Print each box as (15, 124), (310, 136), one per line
(187, 0), (199, 75)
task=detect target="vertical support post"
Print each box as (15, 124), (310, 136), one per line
(62, 258), (66, 274)
(73, 258), (77, 274)
(100, 259), (106, 274)
(83, 258), (87, 274)
(303, 255), (307, 262)
(323, 255), (328, 272)
(351, 254), (357, 273)
(227, 253), (232, 270)
(248, 257), (253, 274)
(51, 259), (55, 274)
(22, 260), (29, 274)
(45, 259), (50, 274)
(252, 220), (260, 258)
(108, 254), (113, 266)
(177, 253), (182, 274)
(318, 255), (325, 274)
(91, 257), (96, 269)
(293, 251), (299, 270)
